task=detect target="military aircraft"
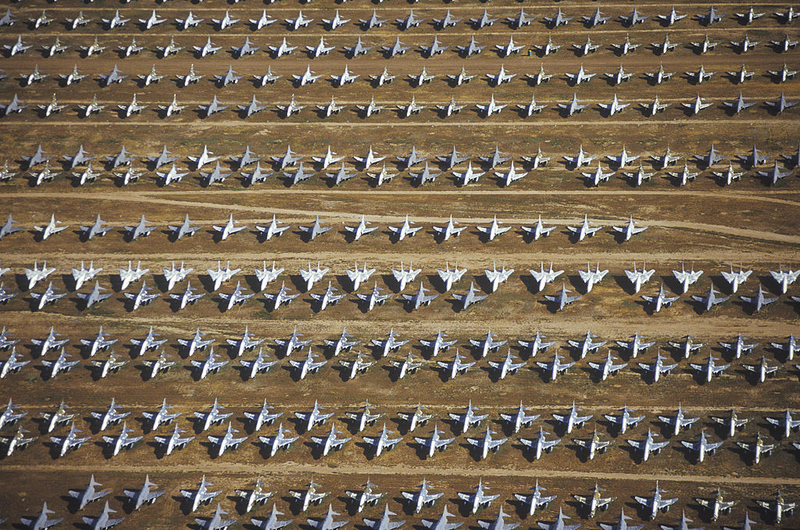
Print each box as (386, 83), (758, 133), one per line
(766, 409), (800, 438)
(31, 326), (68, 357)
(572, 484), (614, 517)
(574, 37), (601, 56)
(453, 282), (488, 311)
(536, 354), (575, 381)
(181, 476), (222, 514)
(682, 94), (713, 115)
(635, 482), (678, 520)
(567, 215), (603, 242)
(342, 401), (382, 434)
(20, 502), (62, 529)
(177, 64), (203, 88)
(398, 404), (433, 433)
(311, 281), (343, 312)
(589, 353), (627, 381)
(389, 353), (422, 380)
(417, 507), (463, 530)
(638, 353), (678, 382)
(39, 400), (73, 433)
(757, 161), (793, 185)
(143, 399), (181, 433)
(232, 478), (275, 516)
(1, 425), (36, 457)
(363, 504), (404, 530)
(453, 162), (484, 186)
(0, 348), (29, 378)
(170, 282), (203, 311)
(208, 422), (247, 457)
(756, 490), (796, 524)
(232, 37), (260, 58)
(239, 347), (277, 379)
(124, 281), (159, 311)
(515, 482), (556, 518)
(477, 95), (507, 118)
(466, 329), (504, 358)
(78, 214), (112, 241)
(289, 349), (327, 379)
(192, 399), (232, 433)
(719, 265), (752, 294)
(432, 216), (465, 242)
(657, 405), (699, 437)
(25, 259), (56, 289)
(626, 428), (669, 462)
(616, 333), (655, 358)
(103, 422), (141, 457)
(142, 351), (175, 380)
(681, 429), (723, 462)
(415, 425), (455, 458)
(89, 398), (128, 433)
(256, 422), (297, 458)
(284, 162), (315, 186)
(191, 349), (228, 380)
(4, 35), (31, 56)
(51, 421), (90, 457)
(438, 352), (474, 380)
(519, 427), (561, 460)
(522, 216), (557, 241)
(362, 424), (401, 457)
(179, 328), (216, 358)
(311, 422), (350, 456)
(670, 263), (703, 294)
(344, 36), (372, 58)
(200, 95), (229, 118)
(541, 281), (581, 312)
(551, 403), (591, 434)
(219, 281), (253, 311)
(735, 432), (774, 464)
(489, 351), (526, 380)
(769, 63), (798, 83)
(32, 282), (67, 311)
(357, 282), (392, 312)
(691, 285), (730, 312)
(34, 214), (67, 241)
(544, 7), (573, 27)
(766, 92), (798, 114)
(78, 281), (111, 310)
(478, 217), (512, 243)
(580, 163), (614, 187)
(403, 479), (443, 513)
(516, 332), (555, 359)
(268, 38), (297, 59)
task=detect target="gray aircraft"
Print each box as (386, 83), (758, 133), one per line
(691, 285), (729, 312)
(103, 422), (141, 457)
(627, 428), (669, 461)
(124, 281), (159, 311)
(358, 283), (392, 312)
(39, 400), (73, 433)
(398, 404), (433, 433)
(545, 283), (581, 312)
(253, 504), (293, 530)
(449, 401), (488, 434)
(196, 505), (237, 530)
(232, 37), (260, 58)
(613, 217), (649, 242)
(200, 96), (228, 118)
(191, 349), (228, 380)
(521, 427), (562, 460)
(544, 7), (573, 27)
(78, 281), (111, 309)
(21, 502), (62, 530)
(274, 144), (304, 167)
(0, 349), (29, 378)
(518, 331), (556, 358)
(454, 282), (488, 310)
(489, 351), (526, 380)
(659, 405), (699, 436)
(635, 483), (678, 520)
(289, 349), (327, 379)
(124, 476), (164, 511)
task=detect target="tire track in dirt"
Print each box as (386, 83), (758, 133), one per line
(3, 191), (796, 244)
(3, 461), (799, 486)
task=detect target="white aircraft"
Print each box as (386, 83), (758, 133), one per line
(402, 479), (442, 513)
(208, 422), (247, 457)
(124, 281), (159, 311)
(181, 476), (222, 513)
(520, 428), (561, 460)
(259, 423), (299, 458)
(143, 400), (181, 432)
(578, 263), (608, 293)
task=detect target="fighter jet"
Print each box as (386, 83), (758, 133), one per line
(207, 422), (247, 457)
(452, 162), (484, 186)
(513, 482), (556, 519)
(772, 33), (799, 53)
(199, 95), (229, 118)
(589, 353), (628, 381)
(477, 95), (507, 118)
(537, 354), (575, 382)
(181, 476), (222, 514)
(51, 422), (90, 457)
(766, 92), (798, 115)
(37, 401), (73, 436)
(20, 502), (63, 530)
(436, 351), (474, 381)
(232, 37), (260, 58)
(140, 400), (181, 435)
(155, 37), (183, 58)
(638, 354), (678, 383)
(177, 64), (203, 88)
(552, 403), (592, 434)
(572, 484), (615, 517)
(399, 479), (442, 514)
(103, 421), (142, 457)
(32, 214), (68, 241)
(309, 423), (349, 456)
(739, 284), (779, 312)
(691, 285), (730, 312)
(414, 424), (455, 458)
(247, 9), (275, 30)
(489, 351), (527, 380)
(635, 483), (679, 521)
(0, 349), (28, 379)
(544, 7), (572, 27)
(580, 163), (613, 187)
(681, 429), (723, 463)
(32, 282), (66, 311)
(258, 422), (298, 458)
(124, 476), (165, 512)
(451, 282), (487, 311)
(682, 94), (713, 115)
(641, 284), (678, 313)
(191, 349), (228, 380)
(289, 349), (327, 380)
(1, 425), (36, 458)
(757, 490), (796, 524)
(69, 476), (112, 511)
(268, 38), (297, 59)
(520, 428), (561, 460)
(231, 478), (275, 517)
(124, 280), (159, 311)
(627, 428), (669, 462)
(520, 216), (556, 242)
